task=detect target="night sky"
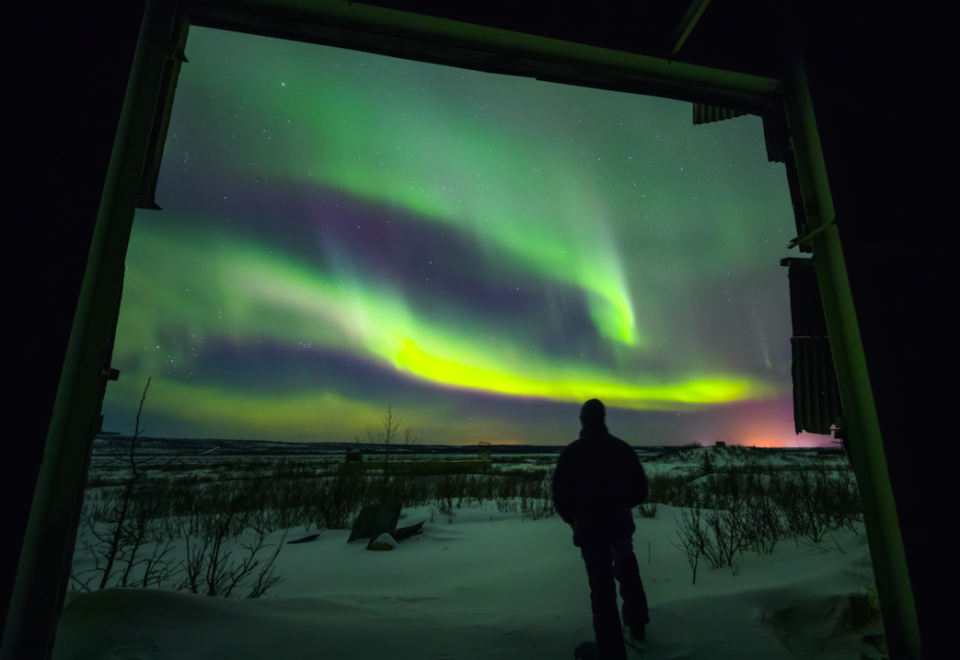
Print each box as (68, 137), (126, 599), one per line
(101, 26), (820, 447)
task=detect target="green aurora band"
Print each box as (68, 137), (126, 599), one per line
(103, 26), (802, 445)
(118, 227), (775, 409)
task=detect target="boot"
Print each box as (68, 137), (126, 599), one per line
(623, 623), (645, 649)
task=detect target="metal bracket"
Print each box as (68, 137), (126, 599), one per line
(787, 216), (837, 249)
(135, 196), (162, 210)
(167, 43), (188, 63)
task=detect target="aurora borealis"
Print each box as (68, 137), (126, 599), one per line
(101, 25), (815, 447)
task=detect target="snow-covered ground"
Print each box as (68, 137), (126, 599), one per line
(55, 450), (885, 660)
(645, 445), (848, 472)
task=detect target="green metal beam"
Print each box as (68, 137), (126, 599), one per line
(190, 0), (778, 115)
(779, 46), (921, 660)
(0, 1), (182, 657)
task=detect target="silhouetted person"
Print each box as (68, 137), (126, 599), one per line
(553, 399), (649, 660)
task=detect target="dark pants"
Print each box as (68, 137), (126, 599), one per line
(580, 536), (649, 660)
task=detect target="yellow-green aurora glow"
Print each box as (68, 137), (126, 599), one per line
(102, 26), (805, 446)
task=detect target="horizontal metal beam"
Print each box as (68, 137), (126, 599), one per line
(188, 0), (779, 115)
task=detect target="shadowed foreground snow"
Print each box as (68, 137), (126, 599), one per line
(54, 504), (885, 660)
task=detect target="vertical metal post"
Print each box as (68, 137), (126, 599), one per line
(0, 1), (177, 657)
(779, 51), (921, 659)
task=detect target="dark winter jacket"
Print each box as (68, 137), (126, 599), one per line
(552, 423), (648, 547)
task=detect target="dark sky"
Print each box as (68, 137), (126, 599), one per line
(101, 26), (825, 447)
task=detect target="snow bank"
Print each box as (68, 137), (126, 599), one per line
(54, 502), (884, 660)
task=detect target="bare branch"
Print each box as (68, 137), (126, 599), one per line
(131, 377), (152, 481)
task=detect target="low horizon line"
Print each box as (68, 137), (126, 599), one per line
(95, 433), (835, 449)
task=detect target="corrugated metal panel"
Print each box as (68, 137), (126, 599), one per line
(783, 258), (843, 435)
(784, 258), (829, 337)
(692, 103), (747, 125)
(762, 111), (786, 163)
(791, 337), (843, 434)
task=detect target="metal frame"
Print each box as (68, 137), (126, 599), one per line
(778, 43), (919, 657)
(2, 1), (919, 657)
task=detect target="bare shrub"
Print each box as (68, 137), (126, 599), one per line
(496, 495), (519, 514)
(659, 454), (862, 574)
(176, 482), (287, 598)
(71, 378), (181, 592)
(71, 484), (180, 591)
(702, 504), (749, 569)
(519, 473), (555, 520)
(777, 463), (836, 545)
(365, 406), (421, 503)
(637, 502), (658, 519)
(671, 503), (706, 585)
(742, 474), (785, 555)
(694, 472), (752, 569)
(646, 471), (699, 508)
(825, 464), (863, 532)
(435, 474), (466, 516)
(315, 470), (367, 529)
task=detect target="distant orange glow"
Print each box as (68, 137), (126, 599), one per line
(736, 426), (833, 448)
(687, 398), (836, 449)
(737, 435), (788, 448)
